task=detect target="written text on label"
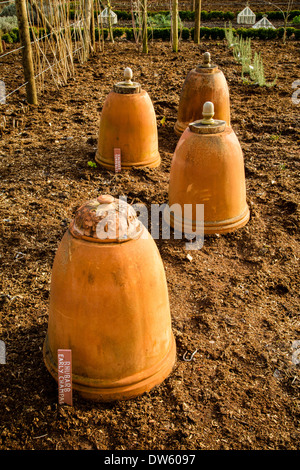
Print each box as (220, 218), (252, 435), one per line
(57, 349), (72, 406)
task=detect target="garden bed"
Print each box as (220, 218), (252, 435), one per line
(0, 37), (299, 451)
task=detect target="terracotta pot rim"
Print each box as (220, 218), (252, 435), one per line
(68, 225), (148, 244)
(108, 89), (148, 99)
(164, 205), (250, 235)
(113, 84), (142, 94)
(189, 119), (226, 135)
(175, 121), (232, 136)
(43, 334), (176, 401)
(95, 152), (161, 170)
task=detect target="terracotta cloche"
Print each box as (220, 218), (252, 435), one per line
(174, 52), (231, 135)
(166, 102), (250, 235)
(96, 67), (160, 170)
(43, 194), (176, 401)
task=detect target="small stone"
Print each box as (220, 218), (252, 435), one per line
(97, 195), (115, 204)
(182, 402), (189, 411)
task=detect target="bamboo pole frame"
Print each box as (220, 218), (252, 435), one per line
(141, 0), (148, 53)
(15, 0), (38, 104)
(172, 0), (178, 52)
(194, 0), (201, 44)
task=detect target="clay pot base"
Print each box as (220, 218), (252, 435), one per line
(174, 121), (190, 136)
(95, 151), (161, 170)
(165, 205), (250, 235)
(43, 334), (176, 402)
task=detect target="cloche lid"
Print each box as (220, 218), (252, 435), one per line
(113, 67), (141, 94)
(196, 52), (218, 73)
(69, 194), (144, 243)
(189, 101), (226, 134)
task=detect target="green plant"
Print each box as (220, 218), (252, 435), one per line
(0, 15), (18, 33)
(150, 27), (170, 41)
(179, 10), (194, 21)
(226, 25), (278, 86)
(292, 14), (300, 23)
(16, 24), (297, 46)
(242, 77), (251, 85)
(233, 36), (252, 77)
(9, 28), (17, 42)
(210, 27), (225, 39)
(181, 27), (190, 40)
(87, 161), (97, 168)
(249, 52), (264, 85)
(125, 27), (135, 41)
(224, 22), (236, 47)
(147, 13), (182, 29)
(29, 26), (38, 41)
(113, 10), (131, 20)
(1, 32), (13, 43)
(200, 27), (211, 39)
(270, 134), (281, 140)
(10, 26), (19, 41)
(256, 9), (299, 20)
(110, 27), (126, 38)
(0, 2), (16, 17)
(0, 1), (37, 23)
(249, 51), (277, 87)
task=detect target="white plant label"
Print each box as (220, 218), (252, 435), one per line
(114, 148), (121, 173)
(58, 349), (72, 405)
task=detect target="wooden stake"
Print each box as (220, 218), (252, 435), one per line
(194, 0), (201, 44)
(91, 0), (95, 51)
(107, 0), (114, 44)
(83, 0), (93, 59)
(172, 0), (178, 52)
(141, 0), (148, 53)
(15, 0), (38, 105)
(28, 0), (56, 39)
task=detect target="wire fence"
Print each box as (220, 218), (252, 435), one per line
(0, 20), (81, 60)
(0, 43), (24, 59)
(0, 0), (105, 104)
(3, 44), (84, 101)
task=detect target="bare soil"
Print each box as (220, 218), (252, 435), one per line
(113, 0), (291, 13)
(0, 35), (299, 451)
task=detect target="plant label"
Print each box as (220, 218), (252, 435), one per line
(0, 340), (6, 364)
(57, 349), (72, 406)
(114, 148), (121, 173)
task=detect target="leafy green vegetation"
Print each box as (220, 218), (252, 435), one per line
(0, 2), (16, 17)
(0, 15), (18, 33)
(225, 22), (278, 87)
(2, 24), (299, 44)
(1, 3), (299, 46)
(249, 51), (277, 87)
(100, 9), (300, 22)
(147, 13), (182, 29)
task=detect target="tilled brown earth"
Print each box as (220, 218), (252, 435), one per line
(0, 38), (299, 451)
